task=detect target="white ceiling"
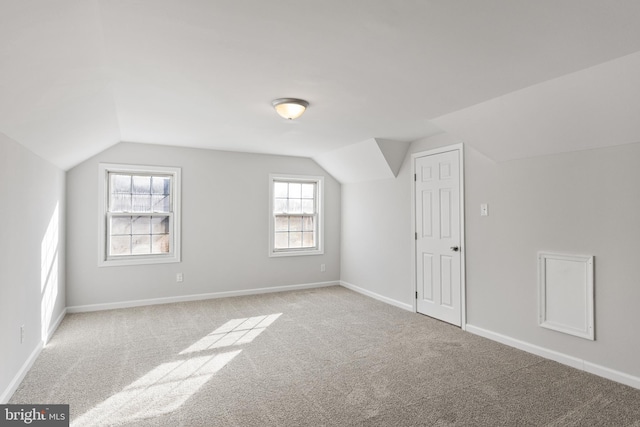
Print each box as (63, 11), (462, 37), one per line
(3, 1), (640, 170)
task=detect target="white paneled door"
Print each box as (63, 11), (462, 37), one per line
(415, 149), (462, 326)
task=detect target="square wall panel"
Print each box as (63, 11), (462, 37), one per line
(538, 252), (594, 340)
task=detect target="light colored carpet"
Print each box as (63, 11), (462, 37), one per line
(10, 286), (640, 426)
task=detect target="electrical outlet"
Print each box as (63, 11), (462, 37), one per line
(176, 273), (184, 283)
(320, 264), (326, 272)
(20, 325), (24, 344)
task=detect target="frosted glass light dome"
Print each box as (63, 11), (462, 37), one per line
(272, 98), (309, 120)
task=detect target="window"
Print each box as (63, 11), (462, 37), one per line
(269, 174), (324, 257)
(99, 164), (181, 266)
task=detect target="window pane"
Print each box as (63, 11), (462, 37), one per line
(111, 216), (131, 235)
(132, 235), (151, 254)
(274, 182), (288, 198)
(302, 216), (314, 231)
(289, 232), (302, 248)
(151, 216), (169, 234)
(288, 199), (302, 213)
(132, 176), (151, 194)
(302, 199), (314, 214)
(302, 232), (315, 247)
(110, 193), (132, 212)
(111, 174), (131, 193)
(152, 235), (170, 254)
(301, 183), (315, 198)
(110, 236), (131, 256)
(274, 198), (287, 213)
(152, 195), (170, 212)
(274, 232), (288, 249)
(132, 216), (151, 234)
(275, 216), (288, 232)
(152, 176), (170, 195)
(132, 195), (152, 212)
(288, 183), (302, 198)
(289, 217), (302, 231)
(109, 174), (172, 214)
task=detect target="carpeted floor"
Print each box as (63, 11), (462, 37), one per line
(10, 286), (640, 426)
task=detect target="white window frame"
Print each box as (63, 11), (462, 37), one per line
(269, 174), (324, 257)
(98, 163), (182, 267)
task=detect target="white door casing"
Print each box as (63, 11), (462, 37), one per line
(413, 146), (464, 327)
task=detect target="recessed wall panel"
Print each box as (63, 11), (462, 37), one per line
(538, 252), (594, 340)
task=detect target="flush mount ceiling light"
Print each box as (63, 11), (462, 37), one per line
(272, 98), (309, 120)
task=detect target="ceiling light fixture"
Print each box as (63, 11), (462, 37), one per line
(272, 98), (309, 120)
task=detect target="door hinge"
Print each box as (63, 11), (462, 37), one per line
(414, 173), (417, 181)
(415, 232), (418, 240)
(415, 291), (418, 299)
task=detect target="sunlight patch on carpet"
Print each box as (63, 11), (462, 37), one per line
(71, 350), (241, 426)
(71, 313), (282, 426)
(179, 313), (282, 355)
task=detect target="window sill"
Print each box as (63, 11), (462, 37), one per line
(269, 248), (324, 258)
(99, 254), (181, 267)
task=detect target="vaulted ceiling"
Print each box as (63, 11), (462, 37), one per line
(3, 1), (640, 170)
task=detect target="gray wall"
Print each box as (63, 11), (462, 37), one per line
(0, 133), (66, 400)
(342, 133), (640, 379)
(340, 152), (413, 303)
(66, 142), (340, 307)
(466, 140), (640, 377)
(341, 134), (457, 305)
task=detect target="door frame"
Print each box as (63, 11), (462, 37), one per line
(411, 143), (466, 330)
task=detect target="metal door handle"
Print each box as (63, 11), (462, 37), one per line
(450, 246), (460, 252)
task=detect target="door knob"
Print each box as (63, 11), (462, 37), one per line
(450, 246), (460, 252)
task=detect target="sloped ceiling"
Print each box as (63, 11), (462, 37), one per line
(432, 51), (640, 161)
(2, 1), (640, 170)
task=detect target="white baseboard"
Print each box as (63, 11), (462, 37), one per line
(583, 361), (640, 390)
(67, 281), (339, 313)
(340, 281), (413, 312)
(44, 308), (67, 345)
(466, 324), (640, 390)
(0, 341), (43, 404)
